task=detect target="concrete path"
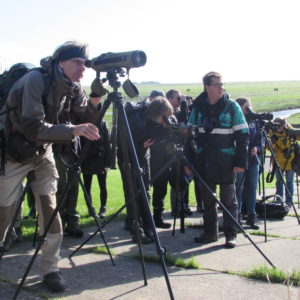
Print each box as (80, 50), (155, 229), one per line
(1, 200), (300, 300)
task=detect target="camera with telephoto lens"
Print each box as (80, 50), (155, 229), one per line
(286, 128), (300, 138)
(163, 116), (199, 140)
(264, 121), (281, 131)
(85, 50), (147, 72)
(246, 107), (273, 121)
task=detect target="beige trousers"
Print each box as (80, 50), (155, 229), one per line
(0, 148), (63, 275)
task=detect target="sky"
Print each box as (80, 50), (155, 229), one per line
(1, 0), (300, 86)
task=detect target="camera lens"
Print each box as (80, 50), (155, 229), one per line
(131, 51), (147, 68)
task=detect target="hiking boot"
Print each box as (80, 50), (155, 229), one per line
(225, 234), (236, 248)
(144, 229), (154, 241)
(99, 206), (107, 219)
(154, 211), (171, 229)
(64, 224), (84, 238)
(194, 232), (218, 244)
(43, 271), (66, 292)
(154, 218), (171, 229)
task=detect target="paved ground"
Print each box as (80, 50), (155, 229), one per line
(1, 192), (300, 300)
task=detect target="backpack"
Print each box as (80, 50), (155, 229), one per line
(256, 195), (289, 219)
(0, 63), (52, 175)
(124, 100), (148, 135)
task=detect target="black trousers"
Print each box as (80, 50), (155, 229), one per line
(82, 171), (107, 208)
(201, 181), (238, 236)
(118, 155), (152, 233)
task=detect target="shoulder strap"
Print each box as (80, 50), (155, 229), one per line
(35, 68), (52, 106)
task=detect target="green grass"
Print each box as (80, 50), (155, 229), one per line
(89, 245), (116, 256)
(233, 265), (300, 286)
(21, 168), (198, 238)
(288, 113), (300, 128)
(133, 254), (200, 269)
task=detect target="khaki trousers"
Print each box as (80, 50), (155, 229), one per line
(0, 149), (63, 275)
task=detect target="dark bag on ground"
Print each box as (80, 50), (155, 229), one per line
(256, 195), (289, 219)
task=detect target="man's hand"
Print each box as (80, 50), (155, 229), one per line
(73, 123), (100, 140)
(90, 78), (107, 98)
(90, 96), (104, 108)
(143, 138), (155, 148)
(233, 167), (244, 173)
(184, 166), (193, 176)
(250, 147), (257, 156)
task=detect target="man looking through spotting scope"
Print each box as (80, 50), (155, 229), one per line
(0, 40), (106, 292)
(118, 97), (174, 243)
(187, 71), (249, 248)
(151, 89), (190, 228)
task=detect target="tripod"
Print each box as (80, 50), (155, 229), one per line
(150, 127), (275, 267)
(172, 147), (276, 267)
(150, 140), (187, 236)
(69, 68), (175, 299)
(258, 124), (300, 243)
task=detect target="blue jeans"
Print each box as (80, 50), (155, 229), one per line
(235, 164), (259, 214)
(275, 169), (294, 205)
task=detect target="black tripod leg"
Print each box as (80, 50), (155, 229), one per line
(119, 111), (148, 286)
(76, 173), (115, 266)
(181, 154), (276, 268)
(117, 96), (174, 299)
(297, 175), (300, 209)
(0, 182), (29, 263)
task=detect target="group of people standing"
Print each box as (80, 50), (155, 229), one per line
(0, 39), (297, 294)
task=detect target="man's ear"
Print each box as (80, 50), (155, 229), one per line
(58, 61), (64, 69)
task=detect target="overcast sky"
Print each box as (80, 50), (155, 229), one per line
(1, 0), (300, 85)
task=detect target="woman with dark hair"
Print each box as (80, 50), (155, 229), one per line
(81, 119), (111, 218)
(235, 97), (260, 229)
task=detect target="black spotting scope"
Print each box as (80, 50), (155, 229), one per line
(85, 50), (147, 72)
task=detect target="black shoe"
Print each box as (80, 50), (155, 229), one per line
(225, 234), (236, 248)
(194, 233), (218, 244)
(132, 232), (153, 244)
(246, 213), (259, 230)
(154, 219), (171, 229)
(64, 224), (84, 238)
(144, 230), (154, 241)
(184, 207), (193, 216)
(43, 271), (66, 292)
(99, 206), (107, 219)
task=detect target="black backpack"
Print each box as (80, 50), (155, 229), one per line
(0, 63), (52, 175)
(256, 195), (289, 219)
(0, 63), (51, 115)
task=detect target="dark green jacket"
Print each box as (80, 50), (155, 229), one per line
(188, 92), (249, 183)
